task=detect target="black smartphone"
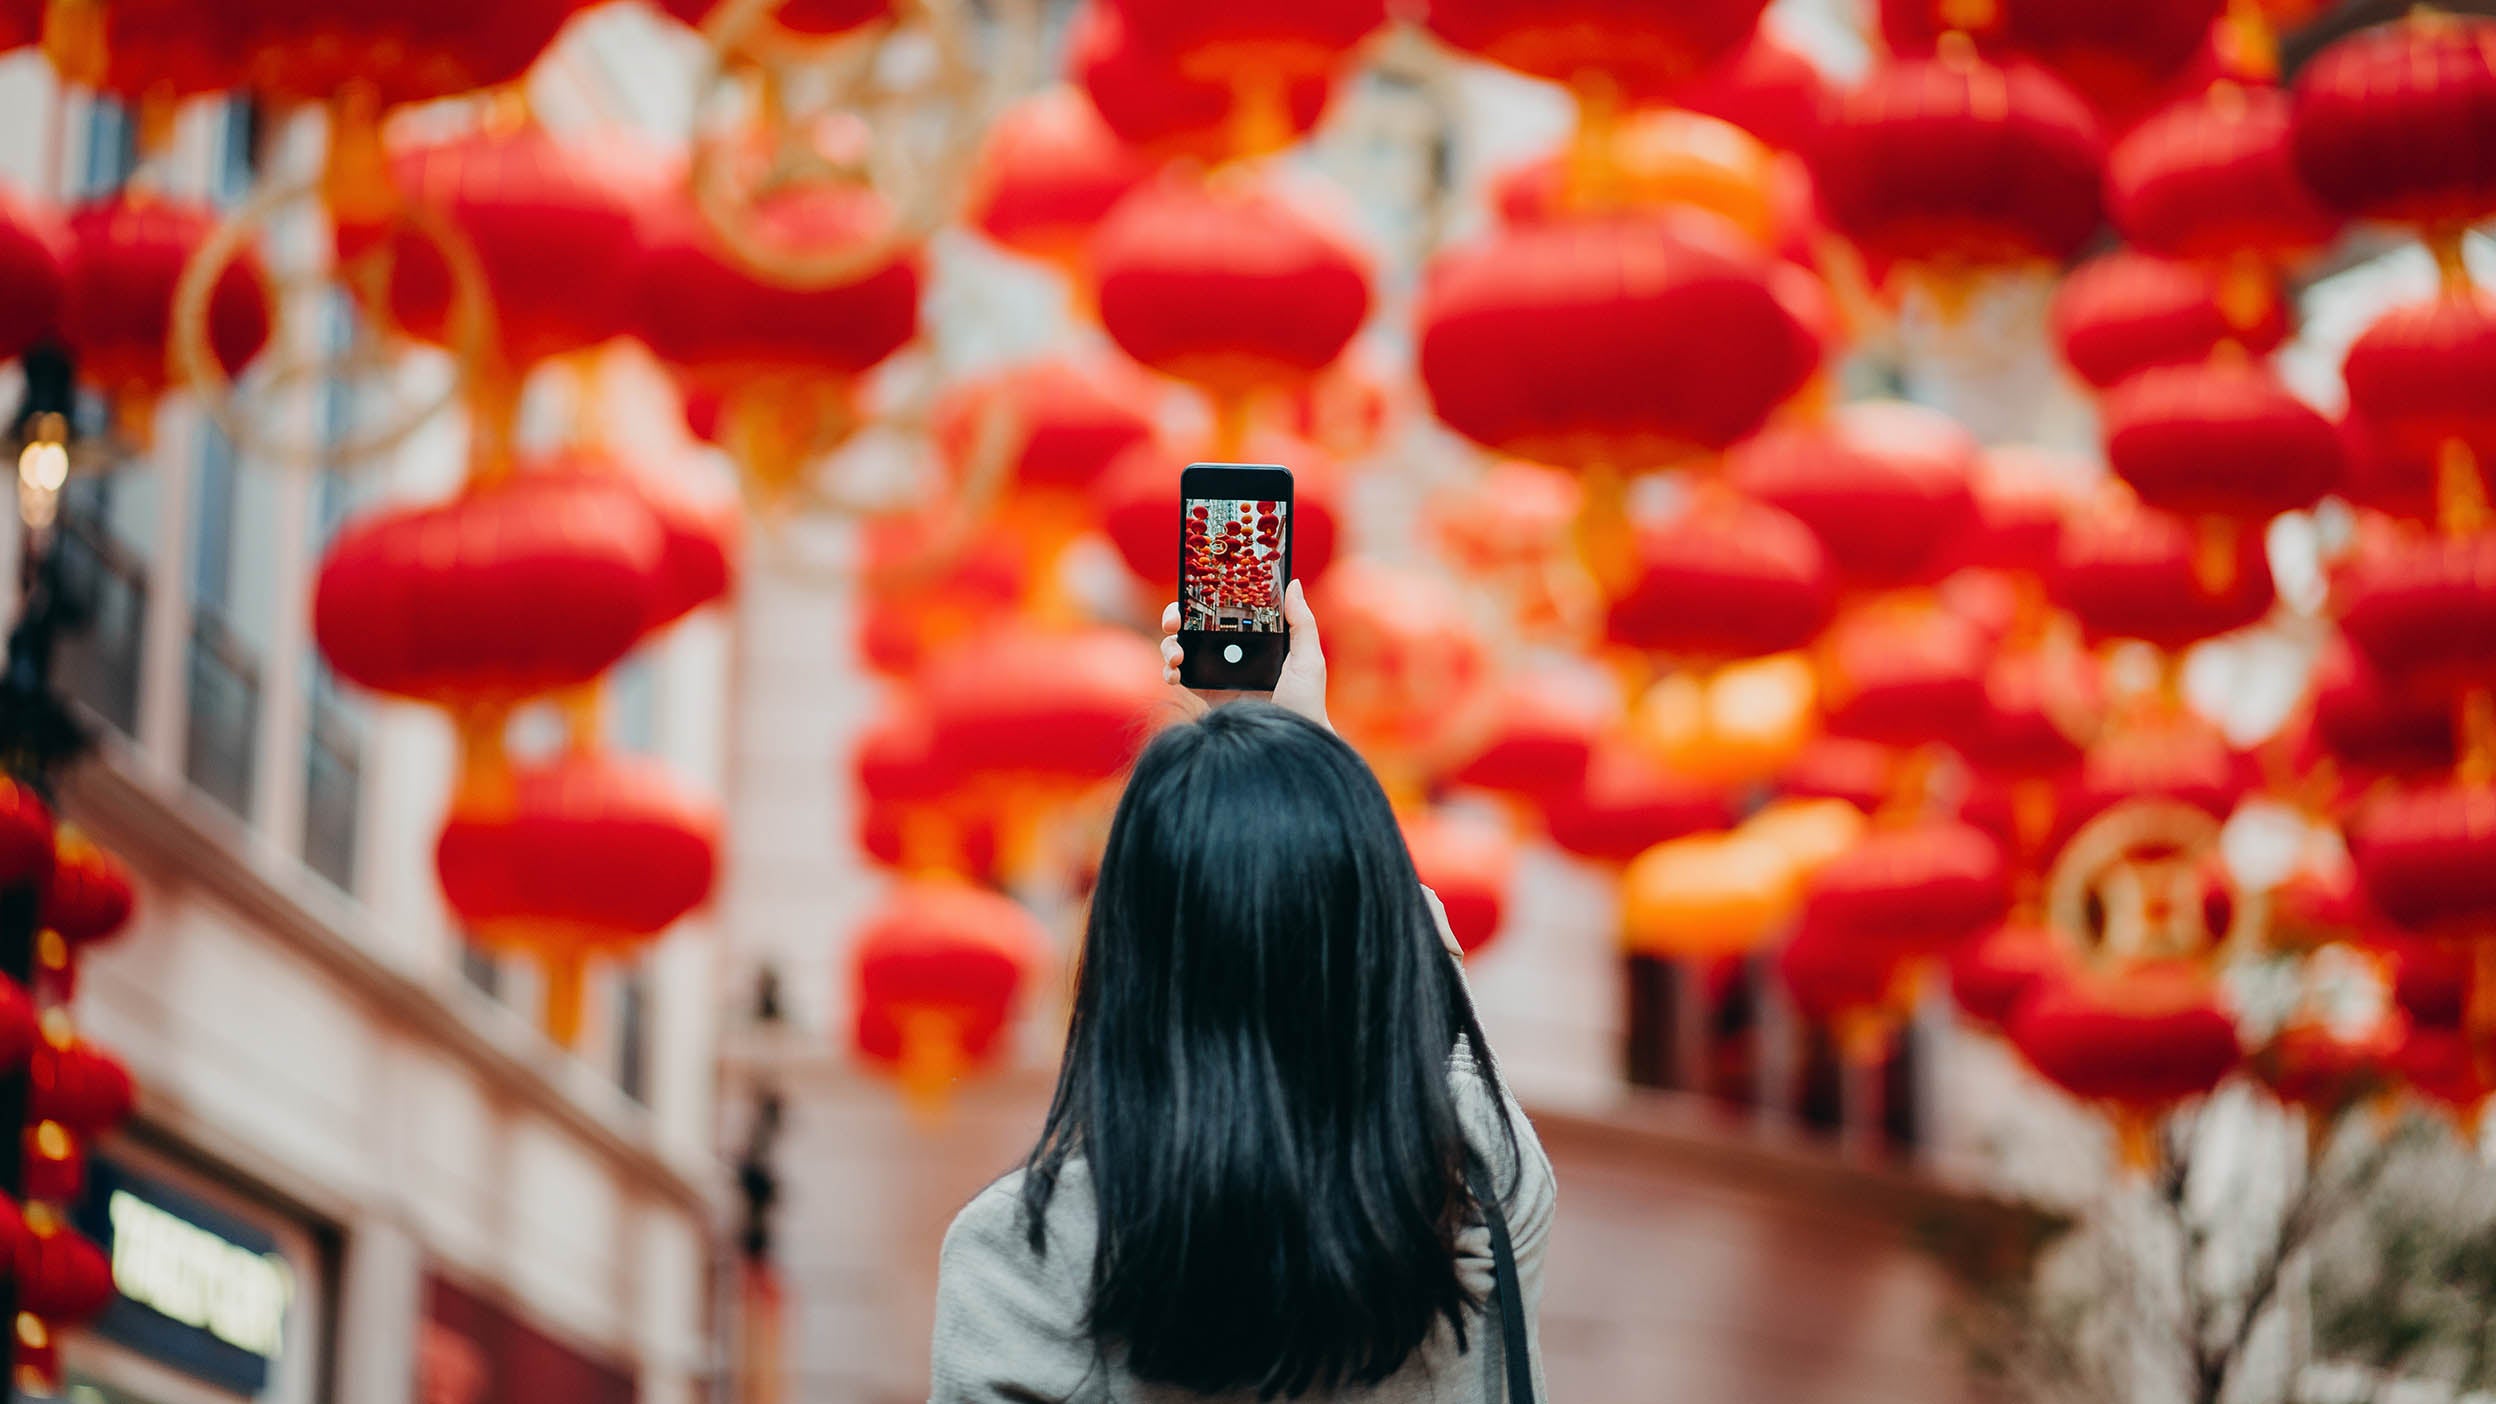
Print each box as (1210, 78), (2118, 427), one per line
(1177, 461), (1295, 692)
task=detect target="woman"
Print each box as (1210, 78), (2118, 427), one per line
(930, 582), (1556, 1402)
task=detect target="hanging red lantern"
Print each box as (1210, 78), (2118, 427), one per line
(1425, 0), (1771, 104)
(1813, 50), (2106, 280)
(1776, 736), (1899, 814)
(1317, 560), (1495, 773)
(1443, 672), (1616, 803)
(1068, 1), (1333, 164)
(0, 181), (63, 365)
(1818, 606), (1989, 750)
(2339, 532), (2496, 701)
(857, 518), (1032, 677)
(2100, 357), (2342, 524)
(13, 1214), (113, 1322)
(30, 0), (239, 108)
(0, 778), (55, 893)
(2253, 1015), (2404, 1121)
(1402, 810), (1515, 957)
(2309, 635), (2456, 779)
(1777, 914), (1916, 1056)
(338, 122), (660, 369)
(314, 474), (666, 709)
(1098, 435), (1340, 590)
(919, 628), (1165, 785)
(2380, 935), (2468, 1030)
(1091, 176), (1371, 402)
(2050, 250), (2288, 391)
(22, 1122), (84, 1206)
(2109, 82), (2340, 265)
(1952, 446), (2082, 577)
(1418, 214), (1819, 474)
(60, 194), (271, 401)
(1109, 0), (1385, 81)
(2393, 1024), (2496, 1123)
(658, 0), (889, 39)
(1880, 0), (2225, 127)
(2347, 778), (2496, 938)
(2290, 12), (2496, 236)
(2065, 711), (2252, 841)
(1542, 742), (1732, 866)
(1947, 920), (2072, 1031)
(966, 87), (1152, 271)
(0, 978), (32, 1075)
(930, 356), (1158, 499)
(1606, 489), (1835, 659)
(2007, 960), (2242, 1155)
(1798, 820), (2013, 962)
(852, 879), (1049, 1100)
(2048, 492), (2276, 650)
(1664, 27), (1834, 154)
(524, 450), (737, 632)
(1959, 648), (2094, 782)
(2341, 289), (2496, 473)
(1725, 401), (1982, 591)
(40, 831), (132, 947)
(233, 0), (594, 108)
(28, 1034), (133, 1129)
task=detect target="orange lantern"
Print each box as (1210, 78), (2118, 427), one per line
(851, 880), (1050, 1104)
(1631, 653), (1819, 786)
(1625, 832), (1803, 961)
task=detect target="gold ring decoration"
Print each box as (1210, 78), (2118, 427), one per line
(687, 0), (1043, 290)
(757, 378), (1020, 585)
(2045, 798), (2269, 968)
(169, 177), (497, 472)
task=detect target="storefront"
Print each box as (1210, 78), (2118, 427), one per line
(416, 1274), (635, 1404)
(43, 1143), (333, 1404)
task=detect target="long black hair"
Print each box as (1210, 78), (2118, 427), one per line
(1021, 701), (1514, 1398)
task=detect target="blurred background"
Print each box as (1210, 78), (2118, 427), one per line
(0, 0), (2492, 1401)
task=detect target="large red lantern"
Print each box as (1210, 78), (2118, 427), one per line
(0, 978), (33, 1075)
(1948, 920), (2071, 1030)
(1402, 810), (1515, 957)
(1814, 51), (2106, 279)
(1091, 177), (1371, 403)
(16, 0), (242, 102)
(2064, 710), (2252, 843)
(1724, 400), (1982, 590)
(27, 1039), (134, 1135)
(1098, 435), (1340, 590)
(40, 831), (132, 947)
(965, 87), (1152, 270)
(234, 0), (593, 109)
(1444, 672), (1614, 803)
(930, 356), (1158, 499)
(61, 194), (271, 402)
(1953, 446), (2083, 576)
(1798, 820), (2013, 961)
(852, 880), (1049, 1100)
(2007, 961), (2242, 1159)
(1068, 2), (1332, 163)
(2109, 82), (2339, 265)
(2341, 290), (2496, 473)
(1426, 0), (1771, 104)
(314, 474), (665, 709)
(1880, 0), (2225, 126)
(919, 628), (1165, 785)
(524, 450), (737, 632)
(2051, 250), (2288, 391)
(1818, 607), (1989, 749)
(13, 1215), (114, 1323)
(2309, 635), (2456, 779)
(2339, 532), (2496, 700)
(1666, 27), (1835, 154)
(658, 0), (889, 39)
(1960, 648), (2093, 783)
(0, 778), (55, 893)
(2100, 357), (2342, 523)
(2347, 779), (2496, 938)
(1109, 0), (1386, 81)
(1606, 489), (1835, 659)
(2290, 13), (2496, 237)
(2253, 1016), (2404, 1122)
(2048, 492), (2276, 650)
(1542, 743), (1731, 866)
(339, 122), (659, 369)
(0, 181), (63, 365)
(1418, 214), (1819, 473)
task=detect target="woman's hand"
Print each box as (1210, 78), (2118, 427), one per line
(1160, 579), (1332, 732)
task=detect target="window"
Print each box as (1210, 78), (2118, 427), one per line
(301, 468), (366, 892)
(615, 972), (650, 1105)
(212, 97), (263, 205)
(183, 426), (261, 816)
(52, 473), (152, 736)
(77, 95), (136, 198)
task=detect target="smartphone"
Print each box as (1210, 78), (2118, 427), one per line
(1178, 461), (1295, 692)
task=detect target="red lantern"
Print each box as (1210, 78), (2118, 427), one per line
(1426, 0), (1771, 103)
(1799, 821), (2013, 961)
(1960, 649), (2093, 781)
(2290, 12), (2496, 234)
(1317, 560), (1495, 768)
(524, 450), (737, 632)
(1444, 672), (1615, 803)
(2341, 290), (2496, 473)
(0, 978), (32, 1075)
(919, 628), (1165, 785)
(1418, 215), (1819, 473)
(658, 0), (889, 38)
(858, 518), (1032, 677)
(2339, 531), (2496, 700)
(2051, 250), (2287, 391)
(2048, 492), (2276, 650)
(1778, 915), (1910, 1033)
(235, 0), (593, 108)
(13, 1215), (113, 1322)
(1819, 606), (1989, 749)
(1665, 27), (1835, 154)
(0, 181), (63, 365)
(1814, 52), (2106, 276)
(930, 356), (1158, 497)
(1777, 736), (1899, 814)
(2066, 711), (2252, 841)
(1880, 0), (2225, 126)
(2309, 635), (2456, 779)
(1069, 1), (1332, 163)
(2101, 358), (2342, 523)
(2253, 1016), (2404, 1120)
(852, 880), (1048, 1096)
(2348, 779), (2496, 938)
(2109, 82), (2340, 264)
(1606, 489), (1834, 659)
(2394, 1025), (2496, 1121)
(28, 1036), (131, 1135)
(965, 87), (1152, 270)
(1952, 446), (2082, 576)
(1109, 0), (1385, 81)
(1402, 810), (1515, 957)
(22, 1122), (83, 1205)
(1091, 176), (1371, 400)
(634, 187), (920, 382)
(1542, 743), (1731, 865)
(41, 831), (132, 947)
(436, 750), (719, 945)
(0, 778), (54, 892)
(1948, 920), (2072, 1030)
(2008, 960), (2242, 1123)
(2380, 935), (2468, 1030)
(338, 123), (660, 368)
(1099, 435), (1340, 589)
(1725, 401), (1982, 590)
(314, 474), (666, 709)
(61, 194), (271, 399)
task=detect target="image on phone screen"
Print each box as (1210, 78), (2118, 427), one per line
(1182, 496), (1288, 635)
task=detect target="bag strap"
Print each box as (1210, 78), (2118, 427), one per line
(1463, 1155), (1536, 1404)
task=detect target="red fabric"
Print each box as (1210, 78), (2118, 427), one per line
(2047, 495), (2275, 650)
(1814, 54), (2106, 270)
(40, 832), (132, 946)
(930, 356), (1156, 494)
(1947, 921), (2070, 1031)
(0, 181), (63, 364)
(2102, 358), (2342, 521)
(1091, 176), (1370, 397)
(633, 186), (921, 378)
(1403, 812), (1515, 956)
(852, 881), (1048, 1066)
(2110, 83), (2339, 262)
(919, 628), (1164, 784)
(2339, 531), (2496, 699)
(2009, 962), (2241, 1108)
(1542, 744), (1730, 865)
(62, 195), (270, 394)
(2051, 250), (2287, 391)
(1068, 2), (1332, 162)
(2291, 14), (2496, 230)
(966, 88), (1151, 265)
(1726, 402), (1981, 590)
(2349, 779), (2496, 938)
(1605, 491), (1833, 658)
(1428, 0), (1770, 102)
(1419, 214), (1818, 472)
(1799, 821), (2011, 957)
(2342, 290), (2496, 472)
(314, 475), (665, 707)
(436, 751), (719, 949)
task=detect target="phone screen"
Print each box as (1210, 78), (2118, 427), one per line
(1179, 464), (1293, 691)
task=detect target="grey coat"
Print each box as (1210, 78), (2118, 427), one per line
(928, 1044), (1556, 1403)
